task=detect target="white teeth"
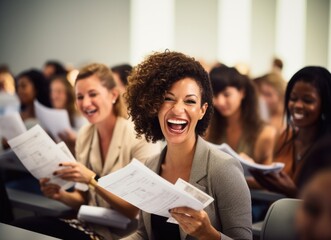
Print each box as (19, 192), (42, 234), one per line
(85, 109), (97, 115)
(293, 113), (304, 119)
(167, 119), (187, 125)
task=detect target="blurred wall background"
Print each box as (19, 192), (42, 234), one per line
(0, 0), (330, 80)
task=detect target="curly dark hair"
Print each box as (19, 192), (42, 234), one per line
(125, 51), (213, 143)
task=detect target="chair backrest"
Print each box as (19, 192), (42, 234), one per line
(260, 198), (302, 240)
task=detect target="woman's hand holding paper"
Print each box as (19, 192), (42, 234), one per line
(170, 207), (221, 240)
(53, 162), (95, 184)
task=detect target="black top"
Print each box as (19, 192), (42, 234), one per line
(151, 214), (181, 240)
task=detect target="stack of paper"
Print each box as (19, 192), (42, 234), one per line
(78, 205), (131, 229)
(98, 159), (214, 219)
(211, 143), (285, 176)
(8, 124), (76, 189)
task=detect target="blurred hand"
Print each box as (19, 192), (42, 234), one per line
(39, 178), (63, 200)
(250, 169), (298, 197)
(170, 207), (220, 240)
(53, 162), (95, 184)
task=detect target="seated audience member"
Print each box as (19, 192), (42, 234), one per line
(251, 66), (331, 197)
(16, 69), (51, 128)
(43, 60), (67, 80)
(122, 51), (252, 240)
(12, 63), (160, 240)
(205, 65), (277, 165)
(0, 67), (19, 115)
(295, 168), (331, 240)
(49, 75), (87, 155)
(111, 64), (132, 95)
(253, 73), (286, 134)
(2, 69), (50, 151)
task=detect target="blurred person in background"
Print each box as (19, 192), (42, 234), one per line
(49, 75), (87, 155)
(16, 69), (51, 128)
(251, 66), (331, 197)
(111, 63), (132, 95)
(253, 73), (286, 134)
(205, 65), (277, 165)
(0, 65), (19, 115)
(43, 60), (67, 80)
(295, 168), (331, 240)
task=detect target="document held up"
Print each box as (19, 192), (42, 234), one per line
(98, 159), (213, 218)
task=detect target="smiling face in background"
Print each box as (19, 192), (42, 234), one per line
(288, 81), (321, 129)
(75, 74), (116, 124)
(158, 77), (207, 145)
(50, 79), (67, 109)
(213, 86), (244, 117)
(17, 76), (36, 106)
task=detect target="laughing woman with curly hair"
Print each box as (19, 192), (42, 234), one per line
(122, 51), (252, 240)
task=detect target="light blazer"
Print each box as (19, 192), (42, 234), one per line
(122, 136), (252, 240)
(75, 117), (160, 239)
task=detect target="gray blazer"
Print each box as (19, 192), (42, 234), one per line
(122, 136), (252, 240)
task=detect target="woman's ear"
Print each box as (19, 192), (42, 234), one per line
(110, 88), (120, 104)
(199, 102), (208, 120)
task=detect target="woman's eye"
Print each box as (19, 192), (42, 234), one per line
(289, 96), (297, 101)
(164, 97), (173, 102)
(76, 95), (83, 100)
(303, 98), (315, 104)
(89, 93), (97, 98)
(185, 99), (196, 104)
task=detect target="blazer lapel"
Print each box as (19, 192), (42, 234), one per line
(102, 118), (122, 175)
(189, 136), (208, 190)
(180, 136), (209, 240)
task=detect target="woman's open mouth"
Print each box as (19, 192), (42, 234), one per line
(84, 109), (97, 117)
(167, 118), (188, 134)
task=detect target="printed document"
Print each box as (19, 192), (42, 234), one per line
(212, 143), (284, 176)
(34, 100), (71, 142)
(0, 112), (26, 140)
(98, 159), (206, 218)
(167, 178), (214, 224)
(8, 124), (75, 189)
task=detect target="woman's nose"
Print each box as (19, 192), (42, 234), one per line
(81, 96), (91, 107)
(293, 99), (304, 109)
(171, 101), (185, 114)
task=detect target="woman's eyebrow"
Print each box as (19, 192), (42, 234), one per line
(186, 94), (198, 98)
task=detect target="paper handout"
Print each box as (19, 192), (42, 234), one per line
(167, 178), (214, 224)
(8, 124), (75, 189)
(34, 100), (71, 142)
(0, 112), (26, 140)
(98, 159), (206, 218)
(212, 143), (284, 176)
(78, 205), (131, 229)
